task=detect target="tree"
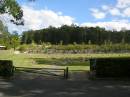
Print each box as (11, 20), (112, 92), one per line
(0, 20), (8, 33)
(0, 0), (23, 25)
(10, 31), (20, 50)
(0, 20), (11, 47)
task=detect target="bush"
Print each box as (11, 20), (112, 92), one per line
(18, 44), (28, 52)
(0, 60), (14, 77)
(90, 58), (130, 78)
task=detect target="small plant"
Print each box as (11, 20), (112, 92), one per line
(18, 44), (29, 52)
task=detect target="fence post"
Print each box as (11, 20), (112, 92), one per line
(64, 69), (66, 78)
(65, 67), (69, 79)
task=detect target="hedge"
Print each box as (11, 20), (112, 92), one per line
(0, 60), (14, 77)
(90, 58), (130, 78)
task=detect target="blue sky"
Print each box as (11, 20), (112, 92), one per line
(1, 0), (130, 34)
(17, 0), (117, 23)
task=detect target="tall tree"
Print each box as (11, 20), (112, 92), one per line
(10, 31), (20, 50)
(0, 0), (23, 25)
(0, 20), (11, 48)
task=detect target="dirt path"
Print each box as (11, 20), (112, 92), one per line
(69, 71), (89, 80)
(0, 73), (130, 97)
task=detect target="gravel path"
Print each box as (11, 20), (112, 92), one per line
(0, 73), (130, 97)
(69, 71), (89, 80)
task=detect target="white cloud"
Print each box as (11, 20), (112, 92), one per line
(0, 14), (26, 34)
(90, 8), (106, 19)
(117, 0), (130, 8)
(81, 20), (130, 31)
(22, 6), (75, 30)
(109, 8), (121, 16)
(102, 5), (110, 10)
(123, 7), (130, 17)
(102, 5), (121, 16)
(2, 1), (130, 34)
(91, 0), (130, 18)
(0, 5), (75, 33)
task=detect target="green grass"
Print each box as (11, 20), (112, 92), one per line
(0, 50), (130, 71)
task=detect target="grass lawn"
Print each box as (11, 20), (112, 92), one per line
(0, 50), (130, 71)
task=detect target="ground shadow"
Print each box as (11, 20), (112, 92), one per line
(0, 74), (130, 97)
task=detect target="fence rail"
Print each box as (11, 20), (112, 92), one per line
(15, 67), (69, 79)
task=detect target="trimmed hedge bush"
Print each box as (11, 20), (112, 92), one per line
(90, 58), (130, 78)
(0, 60), (14, 77)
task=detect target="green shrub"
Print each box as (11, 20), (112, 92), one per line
(90, 58), (130, 78)
(0, 60), (14, 77)
(18, 44), (28, 52)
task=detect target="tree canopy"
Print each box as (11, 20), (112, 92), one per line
(0, 0), (23, 25)
(21, 25), (130, 45)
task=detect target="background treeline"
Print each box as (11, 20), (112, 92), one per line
(21, 25), (130, 45)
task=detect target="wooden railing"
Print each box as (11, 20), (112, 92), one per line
(15, 67), (69, 79)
